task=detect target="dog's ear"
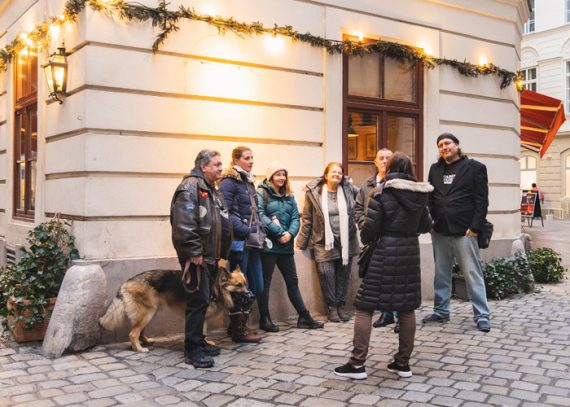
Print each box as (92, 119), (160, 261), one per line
(218, 259), (229, 273)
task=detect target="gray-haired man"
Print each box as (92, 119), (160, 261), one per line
(170, 150), (232, 368)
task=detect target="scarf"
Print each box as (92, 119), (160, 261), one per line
(321, 184), (349, 265)
(233, 165), (256, 184)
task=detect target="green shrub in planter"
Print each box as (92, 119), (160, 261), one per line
(526, 247), (566, 283)
(482, 254), (535, 300)
(0, 217), (79, 333)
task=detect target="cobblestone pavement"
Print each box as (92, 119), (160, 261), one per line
(1, 222), (569, 407)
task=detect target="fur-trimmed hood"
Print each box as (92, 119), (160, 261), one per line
(382, 175), (433, 212)
(384, 178), (434, 193)
(220, 167), (244, 183)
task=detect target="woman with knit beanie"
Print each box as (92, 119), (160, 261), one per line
(256, 161), (325, 332)
(296, 162), (360, 323)
(219, 146), (263, 343)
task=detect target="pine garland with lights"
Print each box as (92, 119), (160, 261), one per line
(0, 0), (520, 89)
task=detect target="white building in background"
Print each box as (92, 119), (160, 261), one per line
(0, 0), (529, 335)
(521, 0), (570, 216)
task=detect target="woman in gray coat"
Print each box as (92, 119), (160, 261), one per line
(296, 162), (359, 322)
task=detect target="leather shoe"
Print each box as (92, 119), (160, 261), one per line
(184, 349), (214, 368)
(421, 313), (449, 323)
(373, 313), (395, 328)
(297, 313), (324, 329)
(477, 319), (491, 332)
(393, 320), (400, 333)
(259, 315), (279, 332)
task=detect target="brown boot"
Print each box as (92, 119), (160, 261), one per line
(229, 312), (262, 343)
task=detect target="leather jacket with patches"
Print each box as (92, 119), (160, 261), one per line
(170, 167), (232, 263)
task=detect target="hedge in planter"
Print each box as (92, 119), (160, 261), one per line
(483, 254), (535, 300)
(0, 217), (79, 341)
(526, 247), (567, 283)
(453, 254), (535, 301)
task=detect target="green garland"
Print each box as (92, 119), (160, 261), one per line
(1, 0), (520, 89)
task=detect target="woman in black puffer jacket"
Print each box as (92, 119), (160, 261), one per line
(334, 152), (433, 380)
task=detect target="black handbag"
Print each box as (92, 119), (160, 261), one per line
(477, 221), (494, 249)
(245, 190), (267, 249)
(357, 237), (380, 278)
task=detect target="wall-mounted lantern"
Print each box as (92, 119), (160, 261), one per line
(43, 46), (68, 104)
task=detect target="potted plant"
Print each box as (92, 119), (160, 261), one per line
(0, 216), (79, 342)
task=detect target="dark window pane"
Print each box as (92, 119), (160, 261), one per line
(347, 111), (379, 187)
(348, 53), (381, 98)
(16, 162), (25, 210)
(30, 160), (36, 210)
(387, 115), (416, 164)
(19, 111), (27, 161)
(30, 107), (37, 159)
(384, 59), (416, 102)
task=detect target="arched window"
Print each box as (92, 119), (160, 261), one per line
(520, 155), (537, 189)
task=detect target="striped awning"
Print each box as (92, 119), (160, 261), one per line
(520, 90), (566, 158)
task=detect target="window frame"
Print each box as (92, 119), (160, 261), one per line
(520, 155), (538, 190)
(13, 46), (38, 221)
(521, 66), (538, 92)
(342, 40), (424, 180)
(524, 0), (535, 33)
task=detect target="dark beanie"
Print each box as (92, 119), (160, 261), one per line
(436, 133), (459, 145)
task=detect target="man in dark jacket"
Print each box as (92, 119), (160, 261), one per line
(354, 148), (399, 331)
(422, 134), (491, 332)
(171, 149), (232, 368)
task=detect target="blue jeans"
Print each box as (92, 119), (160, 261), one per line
(232, 248), (264, 296)
(431, 232), (490, 322)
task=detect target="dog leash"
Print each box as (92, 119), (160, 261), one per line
(181, 259), (211, 293)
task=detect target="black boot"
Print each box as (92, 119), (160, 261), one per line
(297, 312), (325, 329)
(259, 315), (279, 332)
(184, 348), (214, 368)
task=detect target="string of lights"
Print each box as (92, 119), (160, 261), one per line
(0, 0), (523, 90)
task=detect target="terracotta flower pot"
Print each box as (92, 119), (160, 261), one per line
(6, 297), (57, 343)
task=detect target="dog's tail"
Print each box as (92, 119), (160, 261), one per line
(99, 292), (126, 331)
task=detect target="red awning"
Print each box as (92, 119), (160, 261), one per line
(520, 90), (566, 157)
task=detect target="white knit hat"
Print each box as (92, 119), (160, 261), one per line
(265, 161), (288, 181)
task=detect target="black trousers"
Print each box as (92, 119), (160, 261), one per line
(181, 260), (213, 352)
(258, 252), (308, 317)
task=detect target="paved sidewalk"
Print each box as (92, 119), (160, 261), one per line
(1, 222), (569, 407)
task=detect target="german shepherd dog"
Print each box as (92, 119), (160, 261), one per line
(99, 264), (248, 352)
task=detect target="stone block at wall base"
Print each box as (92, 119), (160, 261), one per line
(42, 265), (107, 358)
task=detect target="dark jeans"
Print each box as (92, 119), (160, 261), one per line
(258, 252), (308, 317)
(316, 258), (352, 306)
(182, 260), (213, 352)
(351, 309), (416, 366)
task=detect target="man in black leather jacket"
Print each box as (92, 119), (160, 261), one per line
(171, 149), (232, 368)
(422, 134), (491, 332)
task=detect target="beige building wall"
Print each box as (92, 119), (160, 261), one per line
(0, 0), (529, 333)
(521, 0), (570, 215)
